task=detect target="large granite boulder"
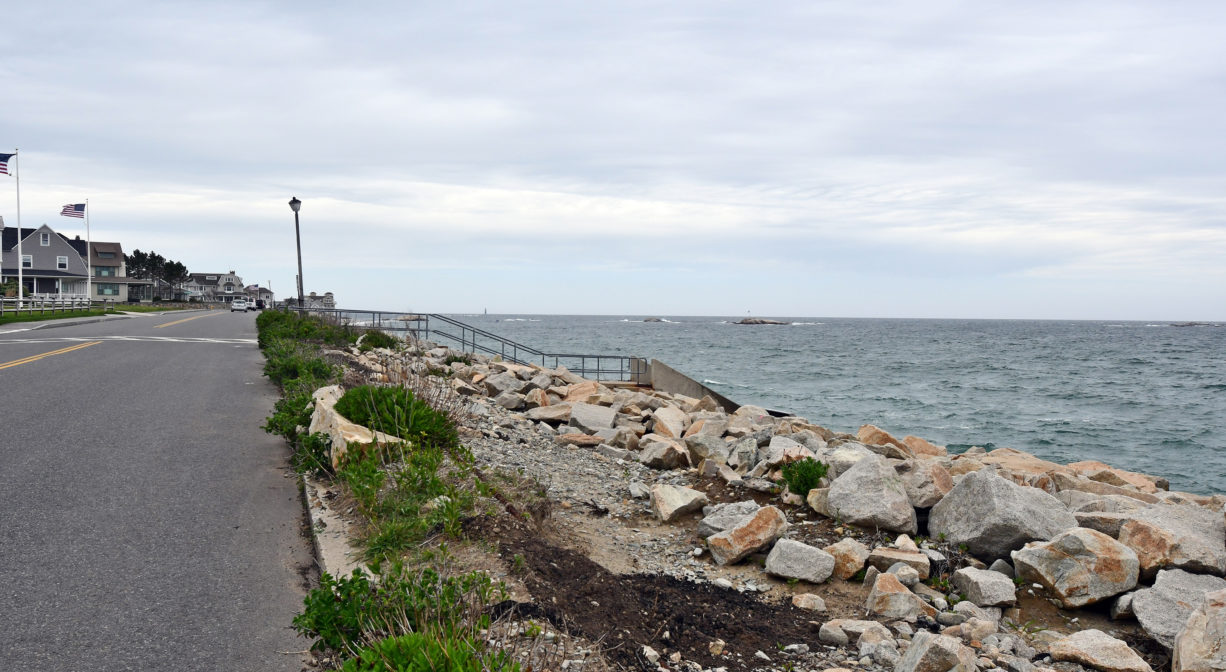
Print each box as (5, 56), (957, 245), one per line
(637, 434), (690, 469)
(649, 484), (707, 523)
(764, 539), (836, 584)
(928, 469), (1077, 559)
(697, 501), (760, 538)
(825, 442), (876, 477)
(1132, 569), (1226, 649)
(865, 572), (936, 622)
(1173, 588), (1226, 672)
(826, 456), (917, 534)
(1011, 527), (1139, 608)
(1118, 503), (1226, 578)
(952, 567), (1016, 607)
(824, 538), (871, 580)
(651, 405), (690, 438)
(894, 631), (978, 672)
(707, 505), (787, 565)
(568, 402), (617, 434)
(867, 547), (930, 580)
(1049, 629), (1153, 672)
(897, 458), (954, 508)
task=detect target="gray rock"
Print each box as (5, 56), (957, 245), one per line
(568, 402), (617, 434)
(825, 442), (875, 477)
(1132, 568), (1226, 649)
(826, 455), (918, 534)
(482, 372), (526, 396)
(596, 443), (632, 461)
(887, 562), (921, 587)
(726, 437), (758, 472)
(894, 631), (978, 672)
(952, 567), (1017, 607)
(1049, 629), (1153, 672)
(493, 391), (526, 410)
(1011, 527), (1139, 608)
(818, 622), (849, 646)
(1074, 511), (1133, 538)
(1111, 592), (1135, 621)
(1173, 587), (1226, 672)
(637, 435), (690, 469)
(928, 469), (1078, 559)
(764, 539), (836, 583)
(649, 484), (708, 522)
(989, 559), (1015, 577)
(684, 434), (731, 465)
(697, 501), (761, 538)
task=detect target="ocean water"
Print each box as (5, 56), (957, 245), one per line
(436, 315), (1226, 496)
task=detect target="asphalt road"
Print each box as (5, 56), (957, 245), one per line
(0, 309), (313, 671)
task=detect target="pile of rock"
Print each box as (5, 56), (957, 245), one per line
(336, 341), (1226, 672)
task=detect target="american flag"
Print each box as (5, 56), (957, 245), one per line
(61, 203), (86, 218)
(0, 153), (13, 176)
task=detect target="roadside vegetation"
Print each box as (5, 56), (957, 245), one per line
(0, 308), (112, 325)
(257, 309), (530, 670)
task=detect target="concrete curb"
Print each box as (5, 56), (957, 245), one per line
(18, 314), (133, 331)
(301, 474), (365, 579)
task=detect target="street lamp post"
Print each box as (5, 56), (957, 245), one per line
(289, 197), (304, 309)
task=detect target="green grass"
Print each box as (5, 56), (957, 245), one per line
(0, 309), (112, 325)
(116, 304), (193, 313)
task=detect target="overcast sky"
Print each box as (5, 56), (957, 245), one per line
(2, 1), (1224, 319)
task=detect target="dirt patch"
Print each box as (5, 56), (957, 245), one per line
(469, 514), (818, 671)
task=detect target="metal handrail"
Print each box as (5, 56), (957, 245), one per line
(289, 306), (647, 382)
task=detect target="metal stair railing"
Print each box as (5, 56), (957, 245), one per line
(290, 307), (647, 382)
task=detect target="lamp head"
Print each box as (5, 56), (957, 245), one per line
(289, 197), (301, 213)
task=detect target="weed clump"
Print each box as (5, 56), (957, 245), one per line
(779, 457), (829, 497)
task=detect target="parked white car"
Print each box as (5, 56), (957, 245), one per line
(231, 299), (249, 312)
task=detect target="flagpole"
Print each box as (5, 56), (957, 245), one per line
(14, 149), (22, 309)
(85, 199), (91, 306)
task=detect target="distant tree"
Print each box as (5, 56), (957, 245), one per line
(125, 249), (190, 300)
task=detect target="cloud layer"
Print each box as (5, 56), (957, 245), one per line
(2, 1), (1223, 318)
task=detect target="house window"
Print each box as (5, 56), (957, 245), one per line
(97, 283), (120, 296)
(98, 251), (115, 259)
(57, 256), (68, 270)
(95, 266), (116, 277)
(40, 232), (50, 246)
(21, 255), (32, 268)
(224, 284), (234, 292)
(205, 275), (217, 280)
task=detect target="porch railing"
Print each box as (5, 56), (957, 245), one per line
(290, 307), (648, 383)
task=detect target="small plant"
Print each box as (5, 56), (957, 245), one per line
(358, 329), (399, 351)
(293, 432), (334, 477)
(523, 620), (543, 638)
(779, 458), (829, 498)
(511, 553), (527, 575)
(443, 353), (472, 366)
(1012, 575), (1025, 586)
(850, 568), (867, 583)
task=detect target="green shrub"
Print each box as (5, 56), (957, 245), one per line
(334, 385), (459, 454)
(262, 378), (320, 440)
(359, 329), (399, 351)
(780, 457), (829, 497)
(294, 432), (334, 477)
(341, 631), (520, 672)
(262, 337), (336, 387)
(293, 563), (508, 655)
(257, 309), (358, 348)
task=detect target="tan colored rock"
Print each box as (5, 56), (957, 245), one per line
(683, 416), (728, 439)
(651, 405), (690, 438)
(563, 380), (603, 402)
(857, 424), (910, 452)
(1012, 527), (1139, 608)
(824, 538), (871, 580)
(902, 435), (948, 458)
(525, 403), (572, 424)
(555, 433), (603, 447)
(707, 505), (788, 565)
(1068, 460), (1165, 494)
(650, 484), (708, 523)
(637, 434), (690, 470)
(697, 459), (741, 484)
(867, 547), (931, 579)
(308, 385), (404, 469)
(1173, 588), (1226, 672)
(898, 459), (953, 508)
(1050, 471), (1161, 504)
(978, 447), (1068, 480)
(806, 487), (830, 517)
(1050, 629), (1153, 672)
(866, 573), (936, 621)
(948, 456), (986, 477)
(1119, 504), (1226, 578)
(792, 593), (827, 611)
(522, 388), (550, 409)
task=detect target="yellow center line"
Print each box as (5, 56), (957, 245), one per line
(155, 312), (219, 329)
(0, 341), (103, 370)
